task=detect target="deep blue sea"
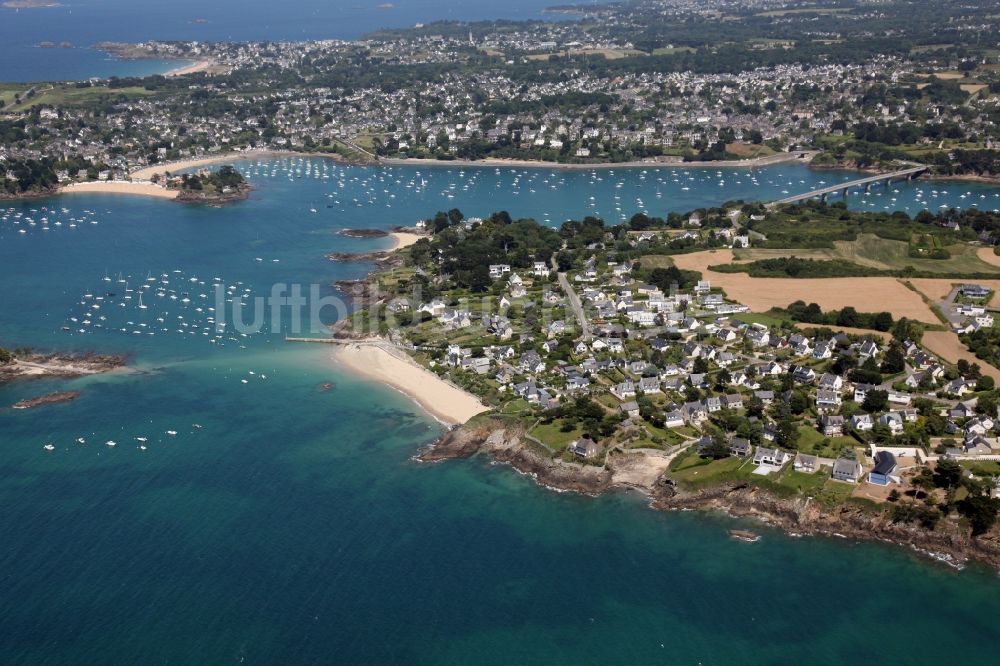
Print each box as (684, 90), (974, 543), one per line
(0, 0), (563, 82)
(3, 160), (1000, 663)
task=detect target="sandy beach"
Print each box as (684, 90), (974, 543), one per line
(127, 149), (360, 181)
(60, 181), (178, 199)
(333, 341), (489, 425)
(129, 154), (263, 181)
(167, 59), (213, 77)
(389, 232), (422, 250)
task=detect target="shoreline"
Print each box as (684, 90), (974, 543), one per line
(331, 340), (489, 426)
(127, 149), (367, 181)
(379, 151), (819, 170)
(59, 180), (178, 199)
(6, 151), (993, 205)
(420, 420), (1000, 572)
(166, 59), (213, 77)
(123, 149), (1000, 186)
(388, 232), (421, 250)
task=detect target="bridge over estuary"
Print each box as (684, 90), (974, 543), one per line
(768, 166), (928, 208)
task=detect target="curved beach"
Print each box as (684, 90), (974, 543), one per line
(332, 341), (488, 426)
(60, 180), (178, 199)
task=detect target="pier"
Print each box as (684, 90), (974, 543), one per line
(768, 166), (928, 207)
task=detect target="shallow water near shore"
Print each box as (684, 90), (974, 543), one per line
(3, 161), (1000, 663)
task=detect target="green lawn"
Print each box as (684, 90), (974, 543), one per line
(669, 451), (752, 488)
(960, 460), (1000, 477)
(735, 311), (791, 328)
(797, 425), (826, 450)
(814, 479), (857, 507)
(501, 398), (531, 415)
(638, 255), (676, 269)
(776, 469), (828, 495)
(530, 421), (586, 452)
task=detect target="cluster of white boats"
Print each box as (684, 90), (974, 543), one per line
(242, 158), (1000, 226)
(1, 205), (101, 236)
(44, 426), (192, 453)
(63, 269), (270, 348)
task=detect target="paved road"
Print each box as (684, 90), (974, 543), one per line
(773, 166), (928, 205)
(552, 257), (592, 341)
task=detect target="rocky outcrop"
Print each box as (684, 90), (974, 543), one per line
(12, 391), (80, 409)
(417, 421), (612, 494)
(652, 482), (1000, 571)
(0, 352), (126, 385)
(418, 420), (1000, 571)
(338, 229), (389, 238)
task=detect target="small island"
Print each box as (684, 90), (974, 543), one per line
(338, 229), (390, 238)
(13, 391), (80, 409)
(156, 166), (251, 203)
(0, 346), (127, 384)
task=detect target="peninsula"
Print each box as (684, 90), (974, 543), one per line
(329, 202), (1000, 571)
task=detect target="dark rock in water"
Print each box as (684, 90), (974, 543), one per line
(338, 228), (389, 238)
(13, 391), (80, 409)
(327, 251), (390, 262)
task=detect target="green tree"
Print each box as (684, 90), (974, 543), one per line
(957, 495), (1000, 536)
(777, 418), (800, 450)
(880, 345), (906, 374)
(862, 389), (888, 413)
(933, 459), (963, 489)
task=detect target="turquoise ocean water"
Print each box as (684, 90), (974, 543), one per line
(3, 160), (1000, 663)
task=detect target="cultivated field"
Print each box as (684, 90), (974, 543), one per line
(921, 331), (1000, 381)
(671, 250), (941, 321)
(977, 247), (1000, 268)
(732, 234), (1000, 275)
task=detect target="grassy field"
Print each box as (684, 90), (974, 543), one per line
(756, 7), (850, 16)
(638, 254), (677, 269)
(669, 451), (751, 488)
(527, 48), (645, 61)
(733, 234), (1000, 276)
(1, 83), (156, 113)
(530, 421), (586, 452)
(776, 469), (829, 495)
(814, 479), (857, 507)
(725, 142), (776, 159)
(734, 311), (792, 328)
(651, 46), (696, 55)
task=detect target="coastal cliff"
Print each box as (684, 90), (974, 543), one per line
(419, 422), (614, 494)
(421, 419), (1000, 572)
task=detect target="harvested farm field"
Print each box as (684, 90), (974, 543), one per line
(671, 250), (940, 323)
(921, 331), (1000, 382)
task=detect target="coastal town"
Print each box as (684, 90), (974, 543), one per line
(327, 200), (1000, 564)
(9, 1), (1000, 661)
(1, 0), (1000, 570)
(1, 0), (999, 198)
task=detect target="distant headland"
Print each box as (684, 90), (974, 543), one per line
(3, 1), (62, 8)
